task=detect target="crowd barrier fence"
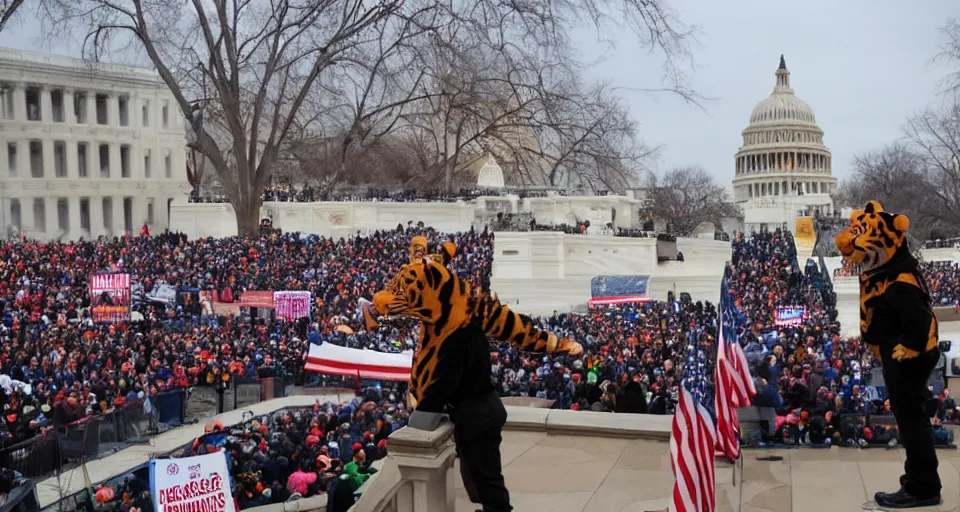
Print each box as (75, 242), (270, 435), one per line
(0, 389), (188, 480)
(217, 374), (293, 413)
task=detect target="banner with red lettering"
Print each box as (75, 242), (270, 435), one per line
(90, 273), (131, 323)
(273, 291), (311, 321)
(149, 451), (236, 512)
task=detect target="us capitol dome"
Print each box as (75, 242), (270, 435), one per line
(732, 55), (837, 234)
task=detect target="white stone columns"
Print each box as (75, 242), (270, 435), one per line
(45, 198), (57, 238)
(39, 87), (52, 123)
(108, 94), (119, 126)
(65, 140), (79, 179)
(69, 197), (82, 240)
(113, 195), (125, 235)
(12, 83), (25, 121)
(90, 196), (104, 238)
(41, 140), (54, 179)
(63, 89), (76, 124)
(109, 143), (120, 179)
(21, 197), (35, 237)
(85, 92), (96, 125)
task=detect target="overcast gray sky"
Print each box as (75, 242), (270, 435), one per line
(1, 1), (956, 189)
(574, 0), (957, 186)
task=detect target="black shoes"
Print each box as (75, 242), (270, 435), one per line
(874, 489), (941, 509)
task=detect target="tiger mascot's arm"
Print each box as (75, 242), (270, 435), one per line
(885, 274), (939, 361)
(474, 290), (583, 356)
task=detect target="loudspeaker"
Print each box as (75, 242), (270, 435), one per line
(667, 291), (675, 303)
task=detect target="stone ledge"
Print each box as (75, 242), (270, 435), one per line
(503, 406), (549, 431)
(388, 423), (455, 457)
(503, 406), (672, 440)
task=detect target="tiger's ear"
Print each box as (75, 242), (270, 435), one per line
(440, 241), (456, 265)
(864, 200), (884, 214)
(892, 213), (910, 233)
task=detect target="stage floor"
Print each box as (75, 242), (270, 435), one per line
(458, 431), (960, 511)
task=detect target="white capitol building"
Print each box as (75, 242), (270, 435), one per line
(732, 56), (837, 233)
(0, 48), (189, 241)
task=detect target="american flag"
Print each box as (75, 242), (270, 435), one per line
(715, 278), (757, 462)
(669, 329), (716, 512)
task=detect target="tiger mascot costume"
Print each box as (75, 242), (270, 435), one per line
(364, 235), (582, 512)
(834, 200), (941, 508)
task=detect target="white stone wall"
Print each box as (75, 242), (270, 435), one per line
(169, 194), (644, 239)
(0, 49), (190, 240)
(490, 232), (730, 313)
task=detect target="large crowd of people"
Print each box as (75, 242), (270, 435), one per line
(5, 214), (960, 509)
(189, 185), (560, 204)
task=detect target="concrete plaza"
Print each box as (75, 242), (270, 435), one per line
(460, 431), (960, 512)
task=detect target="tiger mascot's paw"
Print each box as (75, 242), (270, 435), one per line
(406, 391), (418, 410)
(558, 338), (583, 356)
(892, 344), (920, 361)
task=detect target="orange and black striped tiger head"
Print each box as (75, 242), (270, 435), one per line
(834, 200), (910, 272)
(372, 239), (460, 323)
(409, 236), (429, 263)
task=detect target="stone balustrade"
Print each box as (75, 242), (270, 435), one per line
(351, 406), (672, 511)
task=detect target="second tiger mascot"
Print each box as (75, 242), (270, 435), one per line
(365, 235), (583, 512)
(835, 200), (941, 509)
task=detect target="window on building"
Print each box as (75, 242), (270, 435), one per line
(74, 92), (88, 123)
(10, 199), (21, 231)
(120, 145), (131, 178)
(143, 149), (152, 178)
(0, 86), (14, 120)
(118, 95), (129, 126)
(99, 144), (110, 178)
(142, 99), (149, 128)
(54, 141), (66, 177)
(102, 197), (113, 232)
(123, 197), (133, 233)
(7, 142), (16, 176)
(33, 198), (45, 233)
(167, 198), (173, 226)
(164, 150), (172, 178)
(95, 94), (108, 125)
(29, 140), (42, 178)
(162, 101), (169, 128)
(80, 197), (90, 233)
(51, 90), (65, 122)
(77, 143), (88, 178)
(25, 87), (40, 121)
(147, 198), (155, 224)
(57, 198), (69, 233)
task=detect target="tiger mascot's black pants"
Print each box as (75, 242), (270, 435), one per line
(881, 347), (942, 499)
(448, 391), (512, 512)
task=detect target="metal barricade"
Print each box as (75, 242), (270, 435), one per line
(0, 434), (61, 478)
(59, 417), (101, 462)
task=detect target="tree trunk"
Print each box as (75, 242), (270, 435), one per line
(235, 199), (261, 237)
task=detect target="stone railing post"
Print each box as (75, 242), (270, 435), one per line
(385, 422), (456, 512)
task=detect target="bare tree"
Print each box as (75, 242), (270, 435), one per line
(938, 18), (960, 98)
(644, 166), (736, 236)
(0, 0), (25, 33)
(48, 0), (412, 235)
(904, 105), (960, 236)
(836, 143), (928, 210)
(385, 0), (686, 193)
(503, 82), (657, 192)
(46, 0), (697, 227)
